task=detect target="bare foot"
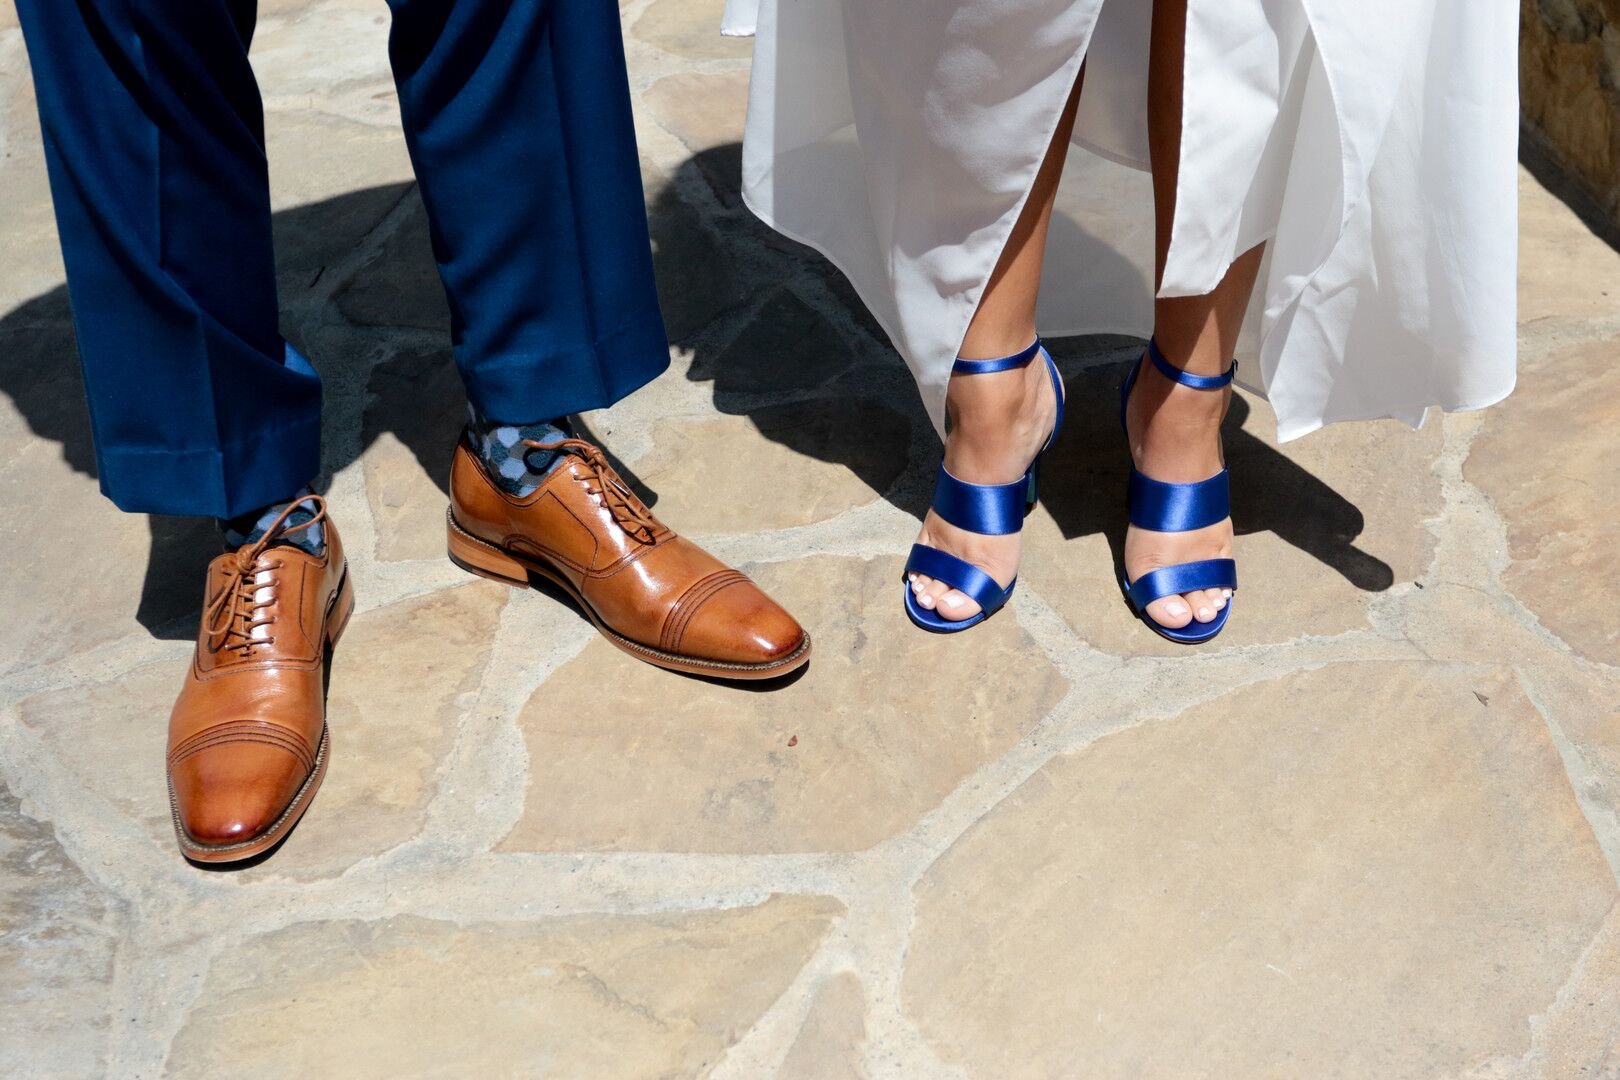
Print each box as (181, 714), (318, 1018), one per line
(1122, 350), (1234, 629)
(908, 355), (1059, 623)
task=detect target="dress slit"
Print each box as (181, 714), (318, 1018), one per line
(734, 0), (1518, 442)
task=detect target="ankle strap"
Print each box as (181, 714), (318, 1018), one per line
(1147, 338), (1236, 390)
(953, 340), (1042, 375)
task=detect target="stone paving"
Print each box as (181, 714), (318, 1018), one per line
(2, 1), (1619, 1077)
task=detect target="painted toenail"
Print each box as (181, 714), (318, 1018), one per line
(1198, 607), (1213, 621)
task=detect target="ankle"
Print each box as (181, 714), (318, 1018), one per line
(219, 488), (325, 556)
(1130, 392), (1228, 480)
(466, 405), (573, 496)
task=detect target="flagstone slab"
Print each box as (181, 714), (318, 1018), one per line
(644, 71), (749, 204)
(265, 110), (415, 291)
(361, 347), (466, 562)
(1527, 901), (1620, 1079)
(903, 661), (1617, 1079)
(643, 71), (747, 153)
(1466, 336), (1620, 666)
(632, 398), (910, 535)
(0, 153), (66, 315)
(164, 895), (843, 1078)
(0, 24), (39, 140)
(17, 583), (505, 877)
(689, 287), (855, 398)
(500, 555), (1068, 854)
(249, 0), (397, 126)
(1022, 366), (1441, 655)
(778, 973), (871, 1080)
(333, 195), (451, 332)
(0, 326), (222, 676)
(0, 781), (123, 1079)
(645, 158), (750, 343)
(633, 0), (752, 61)
(1518, 167), (1620, 330)
(1517, 661), (1620, 874)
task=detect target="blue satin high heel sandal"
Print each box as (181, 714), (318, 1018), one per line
(1118, 338), (1238, 644)
(903, 340), (1065, 633)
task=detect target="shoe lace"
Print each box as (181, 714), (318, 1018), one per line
(204, 496), (327, 657)
(525, 438), (660, 545)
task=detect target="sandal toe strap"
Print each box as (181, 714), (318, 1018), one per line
(1128, 468), (1229, 533)
(905, 544), (1014, 615)
(1125, 559), (1237, 612)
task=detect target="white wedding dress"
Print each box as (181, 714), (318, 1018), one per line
(721, 0), (1519, 441)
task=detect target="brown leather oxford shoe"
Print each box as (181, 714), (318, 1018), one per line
(447, 436), (811, 680)
(167, 498), (352, 863)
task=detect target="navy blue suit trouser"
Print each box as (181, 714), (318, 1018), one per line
(14, 0), (670, 518)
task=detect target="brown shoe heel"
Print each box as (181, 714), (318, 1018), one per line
(446, 508), (528, 587)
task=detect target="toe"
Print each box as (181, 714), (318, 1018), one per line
(910, 574), (931, 597)
(935, 588), (982, 621)
(1188, 589), (1220, 623)
(1145, 593), (1193, 629)
(919, 577), (953, 611)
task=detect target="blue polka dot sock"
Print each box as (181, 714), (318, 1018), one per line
(466, 405), (572, 497)
(219, 488), (325, 556)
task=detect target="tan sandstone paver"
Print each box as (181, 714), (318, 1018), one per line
(163, 895), (843, 1078)
(635, 0), (752, 61)
(18, 584), (506, 878)
(0, 781), (124, 1078)
(361, 346), (468, 563)
(500, 556), (1069, 854)
(2, 1), (1620, 1075)
(634, 400), (911, 534)
(1523, 901), (1620, 1078)
(1518, 169), (1620, 328)
(644, 71), (750, 163)
(903, 662), (1618, 1078)
(777, 973), (872, 1080)
(264, 111), (416, 288)
(1466, 336), (1620, 666)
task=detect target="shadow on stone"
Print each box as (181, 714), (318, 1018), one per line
(1520, 124), (1620, 255)
(353, 193), (668, 519)
(0, 291), (223, 639)
(1038, 368), (1394, 593)
(0, 151), (1394, 651)
(652, 143), (1393, 594)
(0, 184), (467, 641)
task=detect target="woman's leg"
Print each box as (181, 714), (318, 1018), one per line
(908, 71), (1083, 619)
(1125, 0), (1264, 630)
